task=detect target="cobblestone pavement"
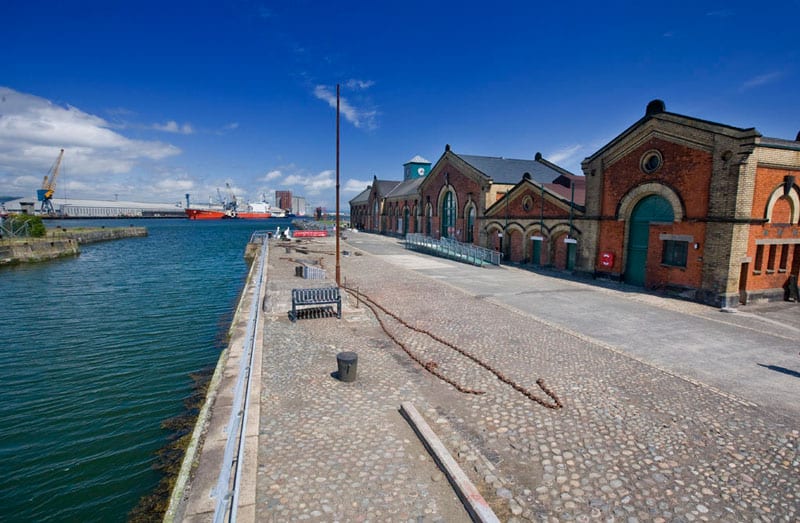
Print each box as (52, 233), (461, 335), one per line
(257, 237), (798, 522)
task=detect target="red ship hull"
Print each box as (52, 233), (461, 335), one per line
(185, 208), (275, 220)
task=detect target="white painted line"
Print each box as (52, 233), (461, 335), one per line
(400, 402), (500, 523)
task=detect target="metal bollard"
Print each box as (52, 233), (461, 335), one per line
(336, 352), (358, 382)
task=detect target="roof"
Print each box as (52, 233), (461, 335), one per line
(385, 176), (425, 199)
(457, 153), (573, 185)
(349, 186), (371, 205)
(404, 155), (431, 165)
(2, 197), (182, 211)
(545, 178), (586, 206)
(373, 179), (401, 196)
(758, 136), (800, 152)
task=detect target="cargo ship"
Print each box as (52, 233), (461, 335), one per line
(184, 200), (287, 220)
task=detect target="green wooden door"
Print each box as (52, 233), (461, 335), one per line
(531, 239), (541, 265)
(625, 195), (673, 286)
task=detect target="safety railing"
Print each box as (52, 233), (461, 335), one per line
(212, 232), (268, 522)
(404, 233), (501, 266)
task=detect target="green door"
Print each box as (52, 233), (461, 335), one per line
(625, 195), (673, 286)
(531, 239), (541, 265)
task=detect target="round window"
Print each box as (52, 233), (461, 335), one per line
(640, 150), (663, 174)
(522, 196), (533, 212)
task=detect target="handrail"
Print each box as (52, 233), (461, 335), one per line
(405, 233), (500, 266)
(212, 232), (268, 522)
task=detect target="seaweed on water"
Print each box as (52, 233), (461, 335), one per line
(126, 365), (214, 522)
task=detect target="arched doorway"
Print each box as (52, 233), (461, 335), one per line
(625, 195), (674, 286)
(403, 207), (410, 236)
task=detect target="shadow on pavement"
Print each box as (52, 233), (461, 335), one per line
(757, 363), (800, 379)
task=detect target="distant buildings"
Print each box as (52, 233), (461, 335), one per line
(2, 197), (185, 218)
(350, 101), (800, 308)
(291, 196), (307, 216)
(275, 191), (292, 212)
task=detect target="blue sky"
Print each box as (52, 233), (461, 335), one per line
(2, 0), (798, 210)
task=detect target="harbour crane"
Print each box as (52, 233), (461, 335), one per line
(37, 148), (65, 214)
(225, 182), (237, 210)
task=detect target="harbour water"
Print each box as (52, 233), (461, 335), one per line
(0, 217), (297, 522)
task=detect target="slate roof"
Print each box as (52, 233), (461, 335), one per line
(385, 176), (425, 199)
(373, 179), (401, 196)
(349, 186), (371, 205)
(759, 136), (800, 151)
(457, 154), (568, 185)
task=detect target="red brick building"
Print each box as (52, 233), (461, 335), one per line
(418, 146), (584, 260)
(348, 101), (799, 308)
(580, 100), (800, 307)
(275, 190), (292, 212)
(483, 171), (585, 267)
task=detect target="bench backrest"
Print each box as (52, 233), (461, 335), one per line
(292, 287), (340, 303)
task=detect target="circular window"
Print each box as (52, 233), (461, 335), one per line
(522, 196), (533, 212)
(640, 150), (663, 174)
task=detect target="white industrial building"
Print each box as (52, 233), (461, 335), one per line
(1, 197), (186, 218)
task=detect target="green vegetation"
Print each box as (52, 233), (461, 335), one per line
(2, 214), (46, 238)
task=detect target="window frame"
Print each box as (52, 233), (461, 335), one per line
(661, 239), (688, 268)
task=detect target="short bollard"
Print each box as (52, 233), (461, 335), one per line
(337, 352), (358, 382)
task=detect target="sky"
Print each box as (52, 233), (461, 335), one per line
(2, 0), (798, 210)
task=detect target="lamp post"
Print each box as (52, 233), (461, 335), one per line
(335, 83), (341, 286)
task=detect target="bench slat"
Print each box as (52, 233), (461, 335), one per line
(290, 287), (342, 322)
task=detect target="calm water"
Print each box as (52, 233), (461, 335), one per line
(0, 218), (295, 522)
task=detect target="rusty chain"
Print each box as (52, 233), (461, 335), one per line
(343, 284), (563, 409)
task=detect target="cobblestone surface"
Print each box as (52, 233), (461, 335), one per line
(256, 237), (798, 522)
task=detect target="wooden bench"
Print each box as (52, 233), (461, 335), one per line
(290, 287), (342, 322)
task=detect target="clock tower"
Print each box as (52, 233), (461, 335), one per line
(403, 155), (432, 181)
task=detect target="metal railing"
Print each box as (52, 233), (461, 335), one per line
(303, 265), (327, 279)
(405, 233), (501, 266)
(0, 217), (31, 238)
(212, 232), (268, 523)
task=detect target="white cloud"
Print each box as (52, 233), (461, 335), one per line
(344, 179), (371, 193)
(0, 86), (181, 199)
(740, 71), (783, 91)
(313, 85), (377, 130)
(216, 122), (239, 135)
(282, 169), (335, 195)
(153, 120), (194, 134)
(546, 144), (583, 165)
(345, 79), (375, 90)
(263, 169), (282, 181)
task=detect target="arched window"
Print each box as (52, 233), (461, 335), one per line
(466, 205), (476, 243)
(441, 191), (455, 238)
(425, 204), (432, 236)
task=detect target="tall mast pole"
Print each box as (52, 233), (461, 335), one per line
(335, 83), (341, 286)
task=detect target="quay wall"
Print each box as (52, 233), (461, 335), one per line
(0, 227), (147, 266)
(164, 237), (266, 522)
